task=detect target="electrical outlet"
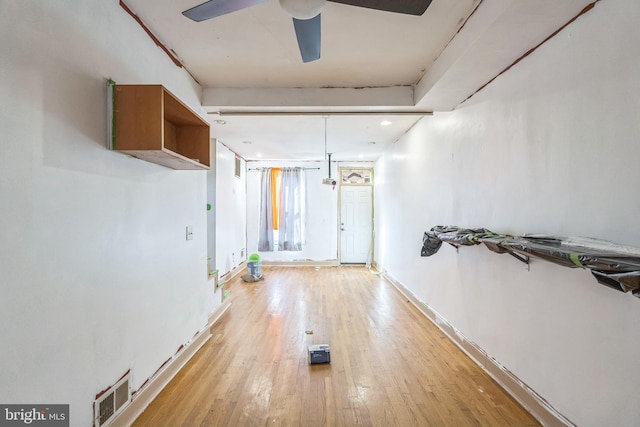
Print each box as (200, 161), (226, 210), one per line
(186, 226), (193, 240)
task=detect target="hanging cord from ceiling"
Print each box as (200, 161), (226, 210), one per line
(323, 115), (328, 160)
(322, 115), (336, 188)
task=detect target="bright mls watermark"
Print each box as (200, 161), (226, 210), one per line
(0, 405), (68, 426)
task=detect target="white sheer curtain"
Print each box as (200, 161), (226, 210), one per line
(258, 168), (274, 251)
(278, 167), (304, 251)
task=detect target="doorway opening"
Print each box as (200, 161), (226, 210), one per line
(338, 168), (373, 265)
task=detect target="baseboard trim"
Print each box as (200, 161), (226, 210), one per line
(208, 298), (232, 326)
(219, 261), (247, 284)
(380, 271), (576, 427)
(112, 300), (232, 427)
(262, 260), (339, 267)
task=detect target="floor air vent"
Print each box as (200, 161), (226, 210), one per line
(95, 373), (131, 427)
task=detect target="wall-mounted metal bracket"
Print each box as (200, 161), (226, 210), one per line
(508, 252), (530, 270)
(447, 243), (459, 253)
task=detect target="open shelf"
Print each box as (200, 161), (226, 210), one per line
(113, 85), (210, 170)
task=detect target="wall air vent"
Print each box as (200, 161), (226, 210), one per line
(94, 372), (131, 427)
(235, 156), (241, 178)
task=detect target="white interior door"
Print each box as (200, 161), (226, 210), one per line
(340, 185), (373, 264)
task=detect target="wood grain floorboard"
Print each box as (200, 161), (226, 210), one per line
(133, 266), (540, 427)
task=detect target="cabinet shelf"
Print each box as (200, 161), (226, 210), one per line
(113, 84), (210, 170)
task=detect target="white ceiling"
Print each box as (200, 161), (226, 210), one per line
(209, 114), (425, 161)
(123, 0), (596, 161)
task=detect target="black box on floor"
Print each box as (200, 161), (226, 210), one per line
(308, 344), (331, 364)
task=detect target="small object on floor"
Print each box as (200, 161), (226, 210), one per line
(247, 253), (262, 277)
(308, 344), (331, 364)
(305, 330), (313, 335)
(241, 273), (263, 283)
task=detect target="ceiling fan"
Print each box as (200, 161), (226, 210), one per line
(182, 0), (433, 63)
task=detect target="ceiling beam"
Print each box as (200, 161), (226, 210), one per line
(202, 86), (416, 111)
(414, 0), (597, 111)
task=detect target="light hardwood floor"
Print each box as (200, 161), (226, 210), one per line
(133, 266), (540, 426)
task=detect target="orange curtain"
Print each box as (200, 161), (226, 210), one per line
(271, 168), (282, 230)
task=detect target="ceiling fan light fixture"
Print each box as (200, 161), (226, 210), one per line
(279, 0), (326, 20)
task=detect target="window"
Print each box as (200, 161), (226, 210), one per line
(258, 167), (305, 252)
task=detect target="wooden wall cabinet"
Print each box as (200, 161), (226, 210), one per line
(114, 85), (210, 170)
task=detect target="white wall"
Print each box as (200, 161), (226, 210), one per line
(215, 142), (247, 275)
(207, 140), (217, 271)
(375, 1), (640, 426)
(0, 1), (219, 425)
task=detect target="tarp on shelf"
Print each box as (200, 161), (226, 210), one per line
(421, 226), (640, 298)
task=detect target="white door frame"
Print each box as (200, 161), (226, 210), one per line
(338, 167), (373, 265)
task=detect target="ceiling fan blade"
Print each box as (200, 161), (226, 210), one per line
(182, 0), (268, 22)
(293, 15), (321, 63)
(328, 0), (432, 16)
